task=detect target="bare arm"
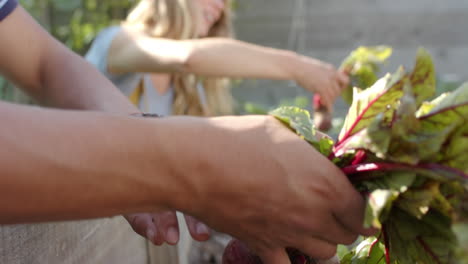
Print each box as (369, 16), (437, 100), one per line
(0, 101), (175, 223)
(109, 30), (298, 79)
(0, 101), (371, 262)
(0, 6), (137, 114)
(0, 5), (215, 244)
(108, 30), (348, 108)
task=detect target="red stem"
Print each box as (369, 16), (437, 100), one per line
(417, 237), (442, 264)
(382, 225), (391, 264)
(342, 162), (468, 180)
(336, 87), (390, 145)
(351, 150), (367, 165)
(368, 235), (381, 257)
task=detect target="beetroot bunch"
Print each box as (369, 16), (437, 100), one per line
(223, 48), (468, 264)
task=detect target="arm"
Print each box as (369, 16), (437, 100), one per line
(0, 6), (137, 114)
(108, 31), (348, 108)
(0, 4), (209, 243)
(0, 100), (371, 261)
(0, 101), (173, 223)
(109, 31), (298, 79)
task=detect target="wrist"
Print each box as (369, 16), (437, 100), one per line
(286, 51), (306, 82)
(149, 116), (211, 214)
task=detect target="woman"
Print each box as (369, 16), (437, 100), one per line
(85, 0), (349, 262)
(86, 0), (348, 117)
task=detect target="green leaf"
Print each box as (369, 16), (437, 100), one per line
(419, 82), (468, 134)
(51, 0), (81, 11)
(269, 107), (334, 156)
(410, 48), (436, 107)
(386, 209), (458, 264)
(365, 189), (399, 228)
(363, 171), (416, 193)
(396, 181), (439, 219)
(338, 68), (407, 142)
(337, 244), (352, 260)
(453, 224), (468, 264)
(244, 102), (268, 115)
(340, 46), (393, 104)
(416, 93), (449, 118)
(334, 113), (392, 158)
(341, 237), (387, 264)
(438, 123), (468, 174)
(269, 107), (316, 143)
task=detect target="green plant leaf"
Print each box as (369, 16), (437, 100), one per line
(365, 189), (399, 228)
(437, 123), (468, 174)
(340, 46), (393, 105)
(410, 48), (436, 107)
(338, 68), (406, 142)
(341, 237), (387, 264)
(386, 209), (458, 264)
(416, 93), (449, 118)
(396, 181), (439, 219)
(269, 107), (334, 156)
(419, 83), (468, 134)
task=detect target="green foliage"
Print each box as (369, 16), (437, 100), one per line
(270, 48), (468, 264)
(243, 96), (310, 115)
(20, 0), (136, 54)
(269, 106), (334, 156)
(340, 46), (393, 104)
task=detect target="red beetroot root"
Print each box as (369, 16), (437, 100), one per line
(222, 239), (314, 264)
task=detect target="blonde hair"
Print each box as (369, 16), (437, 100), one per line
(123, 0), (235, 116)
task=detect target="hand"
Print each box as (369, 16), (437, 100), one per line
(124, 212), (211, 245)
(166, 115), (374, 263)
(294, 56), (349, 110)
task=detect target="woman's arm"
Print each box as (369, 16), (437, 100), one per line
(109, 30), (297, 79)
(108, 30), (348, 108)
(0, 6), (138, 114)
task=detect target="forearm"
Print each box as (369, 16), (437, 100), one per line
(0, 101), (185, 224)
(110, 32), (302, 80)
(184, 38), (300, 80)
(0, 6), (138, 114)
(38, 43), (139, 113)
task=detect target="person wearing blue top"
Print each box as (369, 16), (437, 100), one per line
(0, 1), (373, 263)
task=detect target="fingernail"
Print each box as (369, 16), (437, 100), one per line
(146, 229), (155, 243)
(166, 227), (179, 244)
(196, 222), (210, 235)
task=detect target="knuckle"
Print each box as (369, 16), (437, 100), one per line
(319, 245), (337, 259)
(341, 233), (359, 245)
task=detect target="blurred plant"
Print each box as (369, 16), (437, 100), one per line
(243, 96), (310, 115)
(20, 0), (136, 54)
(0, 0), (137, 103)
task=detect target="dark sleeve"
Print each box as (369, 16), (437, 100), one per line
(0, 0), (18, 22)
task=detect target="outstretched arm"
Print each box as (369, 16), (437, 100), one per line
(108, 31), (349, 109)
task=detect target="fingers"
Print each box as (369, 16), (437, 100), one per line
(125, 212), (181, 246)
(331, 184), (375, 236)
(257, 247), (291, 264)
(294, 237), (337, 260)
(314, 214), (359, 245)
(337, 71), (350, 89)
(152, 211), (180, 245)
(184, 214), (211, 242)
(124, 213), (160, 244)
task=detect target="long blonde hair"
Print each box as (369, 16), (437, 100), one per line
(123, 0), (235, 116)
